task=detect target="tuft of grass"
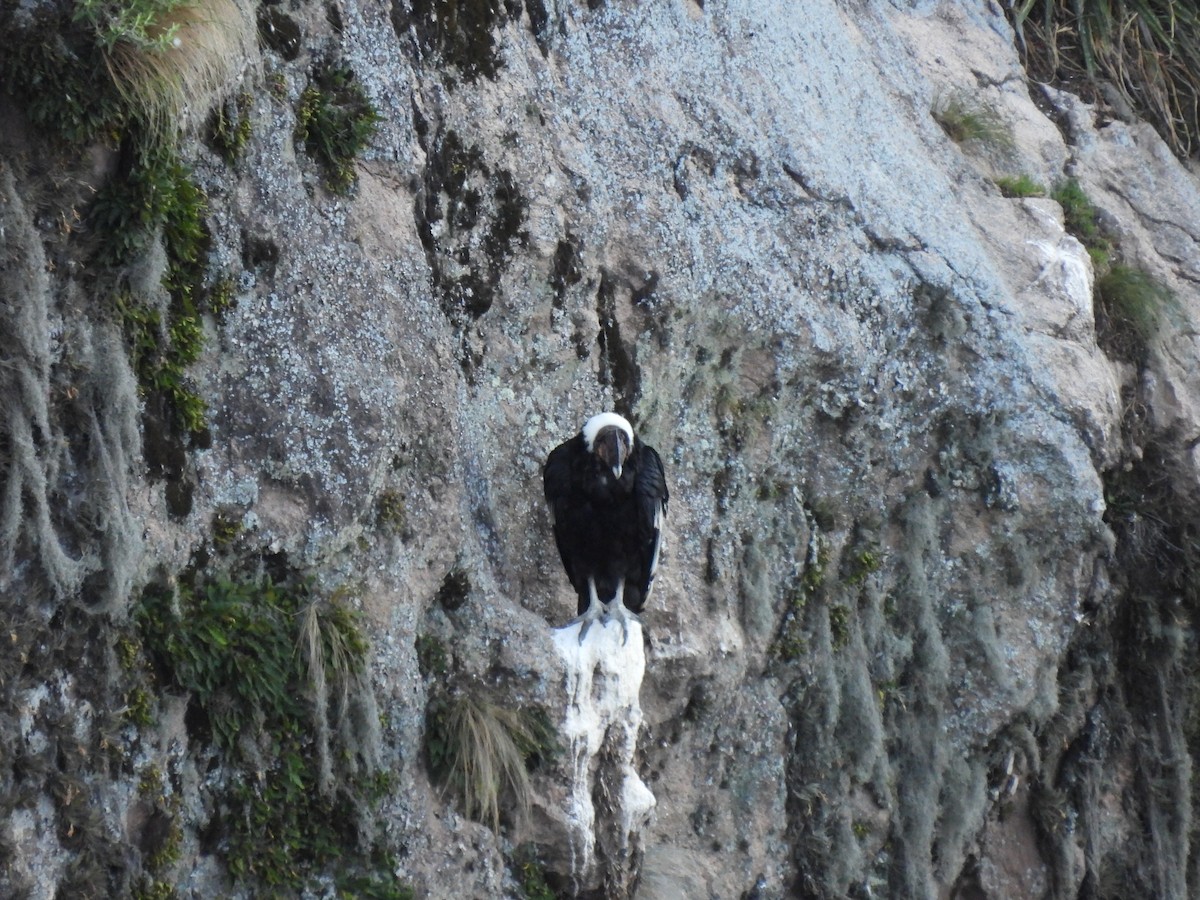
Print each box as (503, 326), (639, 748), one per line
(297, 594), (369, 719)
(932, 91), (1015, 155)
(425, 691), (555, 832)
(995, 174), (1046, 198)
(1051, 178), (1114, 269)
(74, 0), (255, 141)
(295, 62), (380, 194)
(1010, 0), (1200, 158)
(1095, 265), (1176, 363)
(1052, 179), (1104, 247)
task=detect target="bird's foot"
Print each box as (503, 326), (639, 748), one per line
(605, 601), (640, 646)
(568, 600), (606, 644)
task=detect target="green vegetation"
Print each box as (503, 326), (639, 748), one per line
(0, 13), (122, 142)
(844, 546), (882, 588)
(74, 0), (190, 51)
(116, 291), (208, 436)
(932, 91), (1014, 155)
(207, 275), (238, 320)
(376, 488), (409, 534)
(295, 63), (380, 193)
(0, 1), (246, 445)
(122, 685), (155, 726)
(995, 174), (1046, 198)
(416, 634), (449, 678)
(208, 90), (253, 163)
(1049, 179), (1175, 362)
(1095, 264), (1176, 363)
(1051, 178), (1110, 266)
(775, 532), (830, 662)
(75, 0), (251, 143)
(513, 846), (557, 900)
(425, 690), (555, 831)
(211, 509), (243, 547)
(828, 604), (851, 649)
(134, 574), (401, 893)
(1009, 0), (1200, 157)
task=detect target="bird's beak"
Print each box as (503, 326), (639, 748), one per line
(596, 428), (630, 480)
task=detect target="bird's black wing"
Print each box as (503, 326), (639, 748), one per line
(543, 436), (584, 591)
(632, 442), (668, 597)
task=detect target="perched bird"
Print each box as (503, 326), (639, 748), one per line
(543, 412), (668, 642)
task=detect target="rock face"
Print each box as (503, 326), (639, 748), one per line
(4, 0), (1200, 897)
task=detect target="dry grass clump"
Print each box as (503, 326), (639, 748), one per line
(1010, 0), (1200, 157)
(932, 90), (1016, 158)
(425, 691), (553, 831)
(77, 0), (256, 140)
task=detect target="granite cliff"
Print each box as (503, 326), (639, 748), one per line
(3, 0), (1200, 897)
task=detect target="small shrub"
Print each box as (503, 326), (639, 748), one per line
(995, 174), (1046, 198)
(295, 63), (380, 193)
(932, 91), (1015, 155)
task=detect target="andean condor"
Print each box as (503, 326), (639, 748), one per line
(543, 412), (669, 642)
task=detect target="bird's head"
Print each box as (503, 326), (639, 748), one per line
(583, 412), (634, 480)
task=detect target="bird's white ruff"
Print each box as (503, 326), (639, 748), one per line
(582, 411), (634, 450)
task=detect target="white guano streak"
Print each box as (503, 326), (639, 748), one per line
(552, 617), (656, 888)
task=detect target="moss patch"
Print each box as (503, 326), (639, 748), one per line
(408, 0), (514, 82)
